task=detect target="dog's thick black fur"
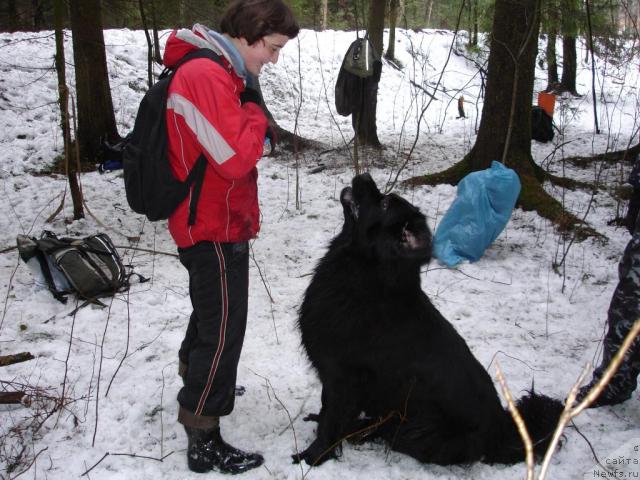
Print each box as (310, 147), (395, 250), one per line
(294, 173), (563, 467)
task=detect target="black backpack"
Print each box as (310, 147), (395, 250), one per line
(17, 231), (137, 305)
(335, 37), (382, 117)
(531, 106), (554, 143)
(123, 49), (224, 224)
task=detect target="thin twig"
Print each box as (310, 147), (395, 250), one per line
(10, 446), (49, 479)
(538, 319), (640, 480)
(570, 420), (607, 473)
(105, 288), (131, 397)
(312, 30), (353, 163)
(114, 245), (178, 258)
(110, 451), (174, 460)
(80, 449), (175, 476)
(160, 365), (170, 459)
(92, 297), (117, 446)
(56, 298), (79, 428)
(0, 252), (20, 334)
(386, 0), (466, 192)
(80, 452), (110, 477)
(496, 363), (535, 480)
(0, 245), (17, 254)
(249, 370), (304, 478)
(82, 199), (139, 243)
(537, 365), (589, 480)
(249, 243), (279, 344)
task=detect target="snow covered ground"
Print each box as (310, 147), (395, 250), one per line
(0, 26), (639, 479)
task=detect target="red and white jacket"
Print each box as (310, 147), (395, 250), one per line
(163, 25), (268, 248)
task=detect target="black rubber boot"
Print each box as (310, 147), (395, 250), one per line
(577, 383), (634, 407)
(185, 426), (264, 474)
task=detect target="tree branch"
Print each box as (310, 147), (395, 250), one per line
(0, 352), (34, 367)
(0, 391), (27, 404)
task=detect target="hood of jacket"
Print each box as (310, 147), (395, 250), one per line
(163, 24), (249, 85)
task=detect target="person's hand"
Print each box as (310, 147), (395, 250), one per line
(240, 88), (261, 106)
(265, 123), (278, 151)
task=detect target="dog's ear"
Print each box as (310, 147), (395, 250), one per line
(340, 187), (358, 220)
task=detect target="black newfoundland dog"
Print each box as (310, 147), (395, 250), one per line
(294, 173), (563, 467)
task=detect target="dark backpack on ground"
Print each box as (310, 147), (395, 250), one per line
(99, 136), (129, 173)
(531, 106), (554, 143)
(17, 231), (138, 305)
(123, 49), (224, 224)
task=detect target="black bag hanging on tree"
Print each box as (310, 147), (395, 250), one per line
(335, 36), (382, 117)
(342, 36), (380, 78)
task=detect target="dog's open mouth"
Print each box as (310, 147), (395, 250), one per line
(341, 186), (360, 220)
(401, 223), (430, 251)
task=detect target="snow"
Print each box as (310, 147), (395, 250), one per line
(0, 26), (639, 479)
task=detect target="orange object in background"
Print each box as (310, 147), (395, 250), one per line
(537, 92), (556, 116)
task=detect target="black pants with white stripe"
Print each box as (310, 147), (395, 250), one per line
(177, 241), (249, 420)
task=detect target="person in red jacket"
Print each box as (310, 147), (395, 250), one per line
(163, 0), (299, 474)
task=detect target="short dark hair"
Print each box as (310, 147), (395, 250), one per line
(220, 0), (299, 45)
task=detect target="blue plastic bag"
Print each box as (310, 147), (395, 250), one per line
(433, 161), (521, 267)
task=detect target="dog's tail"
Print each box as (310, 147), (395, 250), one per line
(485, 391), (564, 464)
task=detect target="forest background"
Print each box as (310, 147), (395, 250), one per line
(2, 0), (639, 36)
(1, 0), (640, 479)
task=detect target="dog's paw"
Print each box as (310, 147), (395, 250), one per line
(302, 413), (320, 422)
(291, 440), (338, 466)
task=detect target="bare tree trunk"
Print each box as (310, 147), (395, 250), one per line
(69, 0), (119, 166)
(151, 0), (162, 64)
(54, 0), (84, 220)
(557, 0), (580, 95)
(353, 0), (385, 148)
(179, 0), (186, 28)
(139, 0), (154, 87)
(559, 35), (578, 95)
(425, 0), (433, 27)
(7, 0), (18, 32)
(386, 0), (398, 61)
(32, 0), (44, 29)
(472, 0), (478, 46)
(467, 0), (540, 172)
(54, 0), (70, 144)
(546, 32), (559, 91)
(585, 0), (600, 133)
(543, 0), (560, 91)
(321, 0), (328, 31)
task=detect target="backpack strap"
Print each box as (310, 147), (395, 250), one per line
(30, 232), (71, 303)
(185, 154), (208, 226)
(33, 249), (68, 303)
(169, 48), (225, 75)
(165, 49), (225, 226)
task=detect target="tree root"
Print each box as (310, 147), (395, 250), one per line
(516, 174), (603, 241)
(275, 127), (327, 153)
(532, 162), (596, 192)
(403, 160), (472, 187)
(565, 143), (640, 167)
